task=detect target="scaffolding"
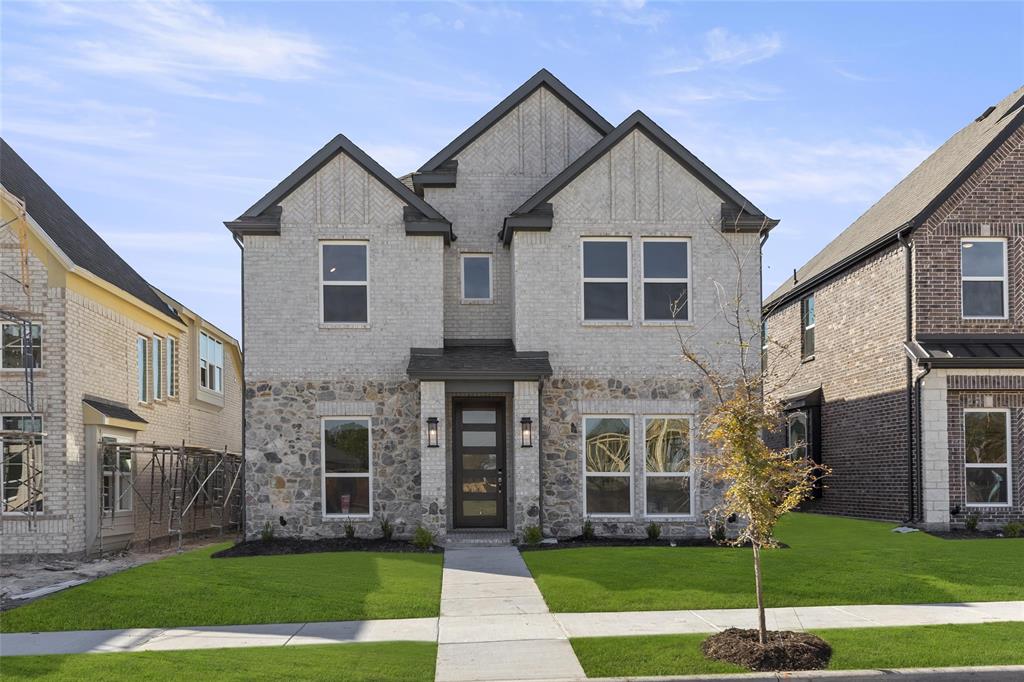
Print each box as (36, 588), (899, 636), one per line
(95, 442), (244, 554)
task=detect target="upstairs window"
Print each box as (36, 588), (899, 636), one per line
(199, 331), (223, 394)
(961, 239), (1007, 318)
(642, 239), (689, 321)
(582, 239), (630, 322)
(801, 294), (815, 359)
(964, 409), (1011, 506)
(166, 337), (176, 398)
(321, 241), (368, 324)
(152, 336), (163, 400)
(461, 254), (493, 302)
(136, 337), (148, 402)
(1, 323), (41, 370)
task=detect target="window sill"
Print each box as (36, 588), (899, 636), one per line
(961, 316), (1009, 321)
(964, 503), (1011, 508)
(801, 355), (816, 364)
(319, 322), (371, 330)
(323, 514), (373, 520)
(645, 514), (697, 521)
(460, 299), (494, 305)
(581, 321), (632, 327)
(586, 514), (634, 519)
(641, 320), (693, 327)
(0, 368), (43, 373)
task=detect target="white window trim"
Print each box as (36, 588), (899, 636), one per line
(136, 336), (148, 404)
(166, 336), (176, 398)
(802, 294), (816, 359)
(964, 407), (1013, 508)
(961, 238), (1009, 320)
(641, 237), (691, 324)
(152, 335), (163, 401)
(582, 414), (634, 518)
(198, 330), (224, 395)
(1, 322), (42, 371)
(319, 240), (370, 327)
(581, 237), (632, 325)
(321, 416), (374, 519)
(100, 436), (133, 514)
(460, 252), (494, 303)
(643, 415), (696, 519)
(1, 413), (44, 516)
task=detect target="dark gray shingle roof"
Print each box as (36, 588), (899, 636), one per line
(408, 342), (553, 380)
(83, 397), (148, 424)
(906, 335), (1024, 369)
(1, 139), (179, 320)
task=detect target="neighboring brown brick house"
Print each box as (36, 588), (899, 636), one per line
(764, 85), (1024, 530)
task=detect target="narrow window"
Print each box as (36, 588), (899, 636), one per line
(322, 417), (372, 516)
(961, 239), (1007, 318)
(166, 337), (176, 397)
(644, 417), (692, 516)
(100, 439), (133, 512)
(582, 239), (630, 322)
(964, 409), (1011, 506)
(788, 411), (808, 460)
(461, 254), (493, 302)
(761, 320), (768, 373)
(801, 294), (815, 359)
(136, 337), (148, 402)
(1, 323), (41, 369)
(152, 337), (163, 400)
(642, 239), (689, 321)
(199, 331), (224, 394)
(1, 415), (43, 513)
(321, 242), (368, 323)
(584, 416), (632, 515)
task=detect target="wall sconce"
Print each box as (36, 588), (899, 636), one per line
(427, 417), (439, 448)
(520, 416), (533, 448)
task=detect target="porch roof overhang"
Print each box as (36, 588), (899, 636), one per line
(904, 335), (1024, 369)
(83, 397), (148, 431)
(408, 340), (553, 381)
(780, 385), (822, 410)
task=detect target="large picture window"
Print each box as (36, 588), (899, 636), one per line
(582, 239), (630, 322)
(961, 239), (1007, 318)
(644, 417), (693, 516)
(2, 323), (41, 370)
(461, 253), (493, 302)
(964, 409), (1011, 506)
(321, 241), (368, 324)
(801, 294), (816, 359)
(642, 239), (689, 321)
(199, 331), (223, 394)
(584, 416), (632, 515)
(322, 417), (372, 517)
(1, 415), (43, 513)
(136, 337), (148, 402)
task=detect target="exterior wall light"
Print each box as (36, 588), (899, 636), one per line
(520, 416), (533, 448)
(427, 417), (439, 448)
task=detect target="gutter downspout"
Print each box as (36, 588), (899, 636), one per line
(232, 233), (246, 538)
(897, 225), (915, 523)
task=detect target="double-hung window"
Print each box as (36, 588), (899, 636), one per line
(166, 337), (176, 398)
(136, 337), (148, 402)
(152, 336), (163, 400)
(1, 415), (43, 513)
(322, 417), (372, 517)
(961, 239), (1008, 318)
(321, 241), (368, 324)
(199, 331), (223, 393)
(100, 437), (132, 512)
(644, 416), (693, 516)
(801, 294), (815, 359)
(582, 239), (630, 322)
(964, 409), (1011, 506)
(584, 416), (632, 515)
(461, 253), (493, 302)
(642, 238), (690, 321)
(1, 323), (41, 370)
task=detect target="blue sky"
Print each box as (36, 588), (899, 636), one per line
(2, 1), (1021, 338)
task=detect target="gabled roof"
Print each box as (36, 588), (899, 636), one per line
(501, 111), (777, 245)
(416, 69), (614, 174)
(225, 133), (452, 241)
(765, 85), (1024, 309)
(0, 139), (180, 321)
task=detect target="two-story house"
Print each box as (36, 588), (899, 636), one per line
(1, 140), (243, 560)
(763, 85), (1023, 530)
(228, 70), (776, 542)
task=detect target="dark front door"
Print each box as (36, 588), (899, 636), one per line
(453, 400), (506, 528)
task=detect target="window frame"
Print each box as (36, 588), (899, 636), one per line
(198, 330), (224, 395)
(320, 240), (370, 326)
(166, 336), (176, 398)
(960, 238), (1008, 320)
(963, 407), (1012, 508)
(100, 437), (133, 513)
(320, 416), (373, 520)
(643, 415), (695, 519)
(136, 336), (148, 403)
(801, 294), (816, 360)
(152, 336), (163, 400)
(582, 414), (634, 518)
(1, 413), (44, 515)
(580, 237), (632, 324)
(1, 322), (42, 371)
(460, 252), (494, 303)
(641, 237), (691, 324)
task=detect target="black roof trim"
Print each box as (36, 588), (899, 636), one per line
(905, 335), (1024, 369)
(224, 206), (282, 236)
(412, 160), (458, 192)
(407, 343), (553, 380)
(504, 111), (775, 244)
(499, 204), (553, 244)
(417, 69), (614, 173)
(83, 397), (148, 424)
(780, 386), (822, 409)
(404, 207), (454, 243)
(231, 133), (452, 241)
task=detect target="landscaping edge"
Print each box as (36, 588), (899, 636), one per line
(579, 664), (1024, 682)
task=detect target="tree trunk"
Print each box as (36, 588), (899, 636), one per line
(752, 540), (767, 644)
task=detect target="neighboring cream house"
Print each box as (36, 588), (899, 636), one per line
(1, 139), (242, 560)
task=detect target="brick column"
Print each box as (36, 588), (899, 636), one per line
(512, 380), (541, 537)
(419, 381), (448, 537)
(920, 370), (950, 530)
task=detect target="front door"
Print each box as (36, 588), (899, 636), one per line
(453, 400), (506, 528)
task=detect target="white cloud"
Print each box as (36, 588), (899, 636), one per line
(591, 0), (668, 28)
(704, 27), (782, 67)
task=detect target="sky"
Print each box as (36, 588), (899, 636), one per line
(2, 1), (1022, 339)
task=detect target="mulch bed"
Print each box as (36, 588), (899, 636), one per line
(519, 536), (785, 551)
(926, 529), (1022, 540)
(211, 537), (440, 558)
(702, 628), (831, 671)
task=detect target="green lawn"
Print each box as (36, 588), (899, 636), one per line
(1, 544), (443, 633)
(524, 513), (1024, 612)
(571, 622), (1024, 677)
(2, 641), (437, 681)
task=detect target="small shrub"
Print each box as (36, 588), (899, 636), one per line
(1003, 522), (1023, 538)
(260, 520), (274, 543)
(379, 515), (394, 541)
(581, 519), (594, 540)
(646, 522), (662, 541)
(412, 526), (435, 549)
(522, 525), (542, 545)
(711, 522), (727, 544)
(965, 514), (979, 532)
(344, 523), (356, 539)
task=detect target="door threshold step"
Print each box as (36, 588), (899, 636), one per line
(445, 530), (515, 547)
